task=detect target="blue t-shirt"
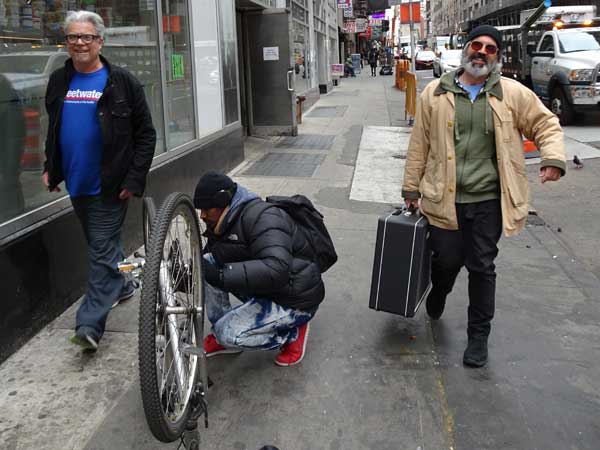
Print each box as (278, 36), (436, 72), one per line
(462, 82), (485, 102)
(60, 66), (108, 197)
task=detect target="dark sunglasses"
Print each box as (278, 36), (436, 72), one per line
(65, 34), (100, 44)
(469, 41), (498, 55)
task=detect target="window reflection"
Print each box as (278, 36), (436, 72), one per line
(162, 0), (196, 149)
(0, 0), (163, 225)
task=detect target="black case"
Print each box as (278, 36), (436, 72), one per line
(369, 208), (432, 317)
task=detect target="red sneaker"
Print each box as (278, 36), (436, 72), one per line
(275, 323), (310, 367)
(203, 333), (242, 358)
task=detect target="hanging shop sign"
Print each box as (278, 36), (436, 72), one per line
(343, 3), (354, 18)
(337, 0), (352, 8)
(355, 18), (368, 33)
(399, 2), (421, 23)
(342, 20), (356, 33)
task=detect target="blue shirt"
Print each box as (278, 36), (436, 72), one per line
(60, 66), (108, 197)
(462, 82), (485, 102)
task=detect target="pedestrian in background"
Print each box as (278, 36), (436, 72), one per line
(344, 55), (356, 78)
(42, 11), (156, 351)
(368, 47), (378, 77)
(402, 25), (565, 367)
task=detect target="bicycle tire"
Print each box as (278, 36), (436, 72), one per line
(142, 196), (156, 254)
(139, 192), (206, 443)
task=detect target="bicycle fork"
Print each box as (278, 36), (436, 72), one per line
(159, 261), (188, 393)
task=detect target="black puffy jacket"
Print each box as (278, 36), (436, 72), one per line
(205, 186), (324, 311)
(43, 55), (156, 198)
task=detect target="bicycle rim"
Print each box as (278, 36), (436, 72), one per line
(139, 192), (206, 443)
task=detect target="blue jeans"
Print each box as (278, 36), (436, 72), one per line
(204, 254), (315, 350)
(71, 195), (130, 340)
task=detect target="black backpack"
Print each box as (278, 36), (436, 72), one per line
(265, 195), (338, 273)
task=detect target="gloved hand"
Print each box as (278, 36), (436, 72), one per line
(202, 258), (224, 288)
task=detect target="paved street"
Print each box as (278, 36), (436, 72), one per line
(2, 68), (600, 450)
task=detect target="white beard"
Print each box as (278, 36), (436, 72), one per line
(461, 52), (502, 77)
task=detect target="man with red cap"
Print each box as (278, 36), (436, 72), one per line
(193, 172), (324, 366)
(402, 25), (566, 367)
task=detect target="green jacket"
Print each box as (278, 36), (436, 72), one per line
(439, 70), (501, 203)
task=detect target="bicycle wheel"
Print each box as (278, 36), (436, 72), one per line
(142, 196), (156, 254)
(139, 192), (207, 443)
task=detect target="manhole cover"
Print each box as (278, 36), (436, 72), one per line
(275, 134), (335, 150)
(306, 105), (348, 118)
(242, 152), (325, 177)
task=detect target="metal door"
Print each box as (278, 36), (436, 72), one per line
(244, 9), (297, 136)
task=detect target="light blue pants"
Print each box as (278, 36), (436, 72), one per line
(204, 254), (315, 350)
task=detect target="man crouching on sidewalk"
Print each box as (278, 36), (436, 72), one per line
(193, 172), (323, 366)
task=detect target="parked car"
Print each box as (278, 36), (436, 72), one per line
(433, 49), (462, 77)
(415, 50), (436, 70)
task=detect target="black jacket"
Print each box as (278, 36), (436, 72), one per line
(43, 55), (156, 197)
(205, 186), (325, 311)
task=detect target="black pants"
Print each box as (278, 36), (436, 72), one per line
(370, 63), (377, 76)
(428, 199), (502, 339)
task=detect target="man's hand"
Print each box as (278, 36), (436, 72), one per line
(539, 166), (562, 183)
(42, 172), (61, 192)
(119, 188), (133, 200)
(404, 199), (420, 210)
(202, 258), (223, 288)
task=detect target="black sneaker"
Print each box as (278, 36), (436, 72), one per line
(425, 290), (446, 320)
(463, 338), (488, 367)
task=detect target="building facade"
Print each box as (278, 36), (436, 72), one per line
(0, 0), (338, 362)
(429, 0), (600, 34)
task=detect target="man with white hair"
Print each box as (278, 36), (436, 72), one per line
(402, 25), (566, 367)
(42, 11), (156, 351)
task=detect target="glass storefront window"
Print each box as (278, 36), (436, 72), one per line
(161, 0), (196, 150)
(0, 0), (163, 225)
(218, 0), (239, 125)
(292, 20), (309, 94)
(190, 0), (223, 135)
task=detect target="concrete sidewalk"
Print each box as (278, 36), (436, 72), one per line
(2, 69), (600, 450)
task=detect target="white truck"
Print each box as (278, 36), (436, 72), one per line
(530, 27), (600, 125)
(499, 4), (600, 124)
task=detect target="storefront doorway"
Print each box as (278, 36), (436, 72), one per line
(237, 9), (297, 136)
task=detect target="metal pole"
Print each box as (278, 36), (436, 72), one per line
(520, 1), (550, 84)
(409, 0), (415, 72)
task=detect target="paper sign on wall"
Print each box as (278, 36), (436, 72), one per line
(263, 47), (279, 61)
(331, 64), (344, 77)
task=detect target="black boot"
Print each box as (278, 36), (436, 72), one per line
(425, 290), (446, 320)
(463, 337), (488, 367)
